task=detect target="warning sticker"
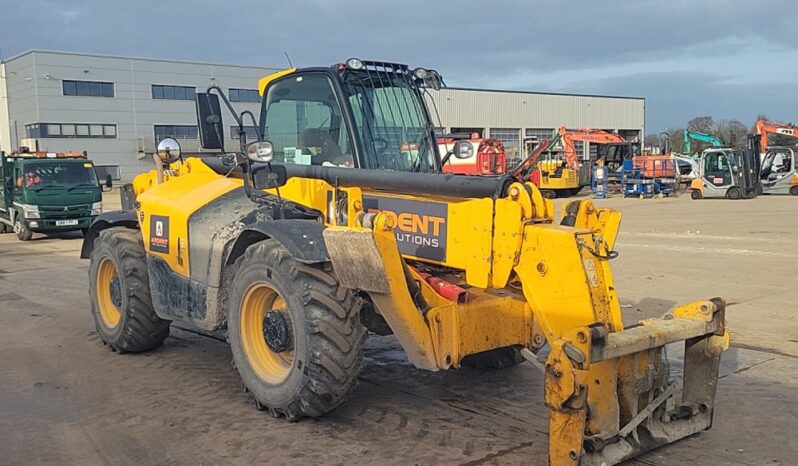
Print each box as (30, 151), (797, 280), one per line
(149, 215), (170, 253)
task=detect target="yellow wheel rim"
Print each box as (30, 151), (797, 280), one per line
(240, 282), (294, 384)
(96, 257), (122, 328)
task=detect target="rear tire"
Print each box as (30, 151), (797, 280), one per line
(790, 186), (798, 195)
(228, 240), (366, 420)
(726, 187), (742, 200)
(690, 189), (702, 200)
(14, 218), (32, 241)
(0, 222), (10, 234)
(88, 227), (170, 352)
(462, 346), (524, 370)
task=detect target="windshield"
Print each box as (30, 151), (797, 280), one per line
(341, 67), (439, 172)
(21, 161), (98, 189)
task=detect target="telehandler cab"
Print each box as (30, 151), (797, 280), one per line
(83, 59), (729, 465)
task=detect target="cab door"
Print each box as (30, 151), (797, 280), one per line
(702, 151), (733, 188)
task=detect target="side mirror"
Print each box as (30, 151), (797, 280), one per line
(251, 163), (288, 190)
(103, 174), (113, 191)
(247, 140), (274, 163)
(157, 138), (182, 165)
(196, 92), (225, 150)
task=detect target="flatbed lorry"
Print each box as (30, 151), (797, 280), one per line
(0, 150), (111, 240)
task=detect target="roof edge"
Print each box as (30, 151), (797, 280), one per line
(444, 86), (645, 101)
(2, 49), (278, 71)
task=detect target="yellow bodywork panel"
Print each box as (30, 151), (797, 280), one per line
(258, 68), (296, 96)
(513, 224), (622, 339)
(135, 159), (241, 277)
(538, 161), (580, 191)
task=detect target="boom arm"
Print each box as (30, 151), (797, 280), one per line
(755, 118), (798, 153)
(512, 132), (562, 180)
(683, 130), (722, 155)
(559, 127), (627, 169)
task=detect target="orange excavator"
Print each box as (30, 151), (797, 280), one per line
(560, 127), (629, 168)
(755, 118), (798, 153)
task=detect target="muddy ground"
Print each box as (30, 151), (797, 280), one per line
(0, 192), (796, 465)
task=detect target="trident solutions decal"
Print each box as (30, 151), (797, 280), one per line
(149, 215), (170, 253)
(362, 196), (448, 262)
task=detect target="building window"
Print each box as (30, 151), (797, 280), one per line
(230, 126), (260, 140)
(524, 128), (555, 142)
(450, 127), (484, 138)
(94, 165), (121, 180)
(63, 80), (114, 97)
(152, 85), (196, 101)
(154, 125), (198, 142)
(490, 128), (521, 166)
(25, 123), (117, 138)
(229, 88), (261, 103)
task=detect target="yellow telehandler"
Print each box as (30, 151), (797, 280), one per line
(82, 59), (728, 465)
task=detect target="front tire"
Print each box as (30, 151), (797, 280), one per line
(228, 240), (366, 420)
(14, 218), (32, 241)
(726, 187), (742, 200)
(88, 227), (170, 352)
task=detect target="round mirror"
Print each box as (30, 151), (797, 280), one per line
(454, 140), (474, 160)
(247, 140), (274, 163)
(157, 137), (181, 165)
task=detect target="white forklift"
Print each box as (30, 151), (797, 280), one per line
(690, 135), (761, 200)
(759, 146), (798, 195)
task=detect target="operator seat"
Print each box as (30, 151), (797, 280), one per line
(298, 128), (345, 165)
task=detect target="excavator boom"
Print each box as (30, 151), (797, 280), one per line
(755, 118), (798, 153)
(559, 127), (627, 169)
(683, 129), (722, 155)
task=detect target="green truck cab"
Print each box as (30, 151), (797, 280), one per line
(0, 150), (111, 241)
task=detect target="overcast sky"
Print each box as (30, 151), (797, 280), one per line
(2, 0), (797, 132)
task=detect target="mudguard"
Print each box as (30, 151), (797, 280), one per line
(225, 219), (329, 267)
(80, 210), (139, 259)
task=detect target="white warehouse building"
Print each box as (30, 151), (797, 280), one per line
(0, 50), (644, 181)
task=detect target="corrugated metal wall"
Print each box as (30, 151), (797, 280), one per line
(426, 88), (643, 134)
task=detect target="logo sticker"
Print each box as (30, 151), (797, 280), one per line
(149, 215), (170, 253)
(362, 196), (448, 262)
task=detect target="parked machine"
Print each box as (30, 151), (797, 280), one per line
(683, 129), (722, 157)
(82, 59), (729, 466)
(559, 128), (637, 194)
(753, 119), (798, 195)
(0, 149), (111, 240)
(438, 134), (506, 175)
(514, 133), (580, 198)
(754, 118), (798, 156)
(689, 135), (761, 199)
(758, 146), (798, 195)
(621, 155), (678, 198)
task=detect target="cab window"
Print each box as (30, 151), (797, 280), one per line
(260, 74), (354, 167)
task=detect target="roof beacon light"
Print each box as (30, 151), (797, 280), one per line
(346, 58), (365, 70)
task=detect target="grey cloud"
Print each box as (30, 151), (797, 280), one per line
(2, 0), (797, 130)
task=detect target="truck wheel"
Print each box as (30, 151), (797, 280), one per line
(726, 187), (742, 200)
(88, 227), (170, 352)
(13, 218), (32, 241)
(690, 190), (702, 200)
(462, 346), (524, 370)
(228, 239), (366, 421)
